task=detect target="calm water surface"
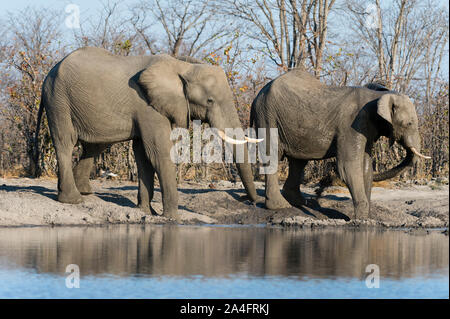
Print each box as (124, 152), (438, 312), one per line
(0, 225), (448, 298)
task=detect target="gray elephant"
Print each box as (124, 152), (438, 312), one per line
(35, 47), (258, 219)
(250, 69), (430, 219)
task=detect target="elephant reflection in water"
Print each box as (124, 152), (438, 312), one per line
(0, 227), (446, 279)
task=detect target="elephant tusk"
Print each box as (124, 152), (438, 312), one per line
(244, 136), (264, 143)
(217, 130), (247, 144)
(410, 147), (432, 159)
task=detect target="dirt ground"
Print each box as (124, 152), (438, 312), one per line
(0, 177), (448, 228)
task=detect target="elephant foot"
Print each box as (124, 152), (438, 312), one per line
(58, 191), (83, 204)
(281, 187), (307, 207)
(136, 203), (152, 213)
(265, 193), (292, 210)
(353, 211), (371, 220)
(353, 214), (370, 221)
(164, 210), (181, 223)
(76, 182), (93, 195)
(352, 202), (370, 220)
(236, 194), (257, 203)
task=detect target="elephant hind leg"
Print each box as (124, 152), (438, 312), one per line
(47, 113), (82, 204)
(258, 125), (290, 210)
(132, 139), (155, 213)
(281, 157), (308, 207)
(73, 143), (108, 194)
(265, 172), (292, 210)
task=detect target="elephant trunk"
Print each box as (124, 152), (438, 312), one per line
(217, 110), (258, 202)
(373, 134), (430, 181)
(235, 147), (257, 202)
(372, 149), (416, 181)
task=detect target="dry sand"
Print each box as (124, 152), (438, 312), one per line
(0, 177), (448, 229)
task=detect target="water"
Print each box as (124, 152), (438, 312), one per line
(0, 225), (448, 299)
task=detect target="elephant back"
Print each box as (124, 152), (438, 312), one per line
(364, 83), (389, 91)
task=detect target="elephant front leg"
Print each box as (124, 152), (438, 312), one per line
(137, 117), (179, 221)
(133, 139), (155, 213)
(152, 154), (179, 220)
(363, 152), (374, 203)
(337, 159), (370, 220)
(281, 157), (308, 207)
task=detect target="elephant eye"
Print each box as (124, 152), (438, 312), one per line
(207, 98), (214, 105)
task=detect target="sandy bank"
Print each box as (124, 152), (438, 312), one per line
(0, 177), (448, 229)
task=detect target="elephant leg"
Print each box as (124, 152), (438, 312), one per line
(48, 115), (82, 204)
(265, 172), (291, 209)
(337, 158), (370, 220)
(281, 157), (308, 207)
(73, 143), (108, 195)
(257, 124), (291, 210)
(132, 139), (155, 213)
(151, 152), (178, 219)
(153, 155), (178, 219)
(363, 152), (374, 205)
(137, 117), (179, 220)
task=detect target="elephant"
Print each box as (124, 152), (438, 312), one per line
(250, 69), (431, 219)
(364, 83), (390, 92)
(35, 46), (258, 219)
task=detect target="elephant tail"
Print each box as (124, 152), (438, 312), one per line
(32, 97), (45, 177)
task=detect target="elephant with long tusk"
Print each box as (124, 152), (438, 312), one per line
(250, 70), (432, 219)
(35, 47), (260, 220)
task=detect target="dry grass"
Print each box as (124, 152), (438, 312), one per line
(0, 165), (58, 179)
(0, 165), (27, 178)
(372, 180), (394, 188)
(323, 187), (350, 194)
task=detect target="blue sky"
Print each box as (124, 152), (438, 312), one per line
(0, 0), (147, 50)
(1, 0), (448, 79)
(1, 0), (104, 13)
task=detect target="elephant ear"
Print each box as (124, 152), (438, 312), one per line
(376, 93), (395, 125)
(138, 56), (190, 128)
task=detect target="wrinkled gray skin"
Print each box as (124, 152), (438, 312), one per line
(37, 47), (257, 219)
(251, 69), (426, 219)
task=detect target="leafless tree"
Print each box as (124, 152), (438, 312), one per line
(130, 0), (237, 58)
(345, 0), (449, 92)
(219, 0), (335, 75)
(74, 1), (142, 55)
(0, 8), (66, 176)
